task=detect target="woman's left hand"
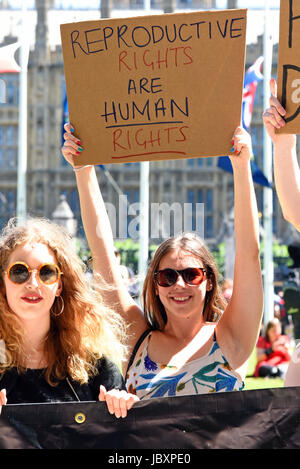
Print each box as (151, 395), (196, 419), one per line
(229, 126), (252, 167)
(0, 389), (7, 416)
(99, 385), (139, 418)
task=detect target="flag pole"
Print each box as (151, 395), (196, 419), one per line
(137, 0), (151, 292)
(263, 0), (274, 325)
(17, 0), (29, 224)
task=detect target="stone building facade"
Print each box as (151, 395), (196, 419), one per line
(0, 0), (295, 247)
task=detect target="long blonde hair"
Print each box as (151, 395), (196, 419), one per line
(143, 232), (226, 329)
(0, 217), (127, 385)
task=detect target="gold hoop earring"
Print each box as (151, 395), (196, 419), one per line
(52, 295), (64, 317)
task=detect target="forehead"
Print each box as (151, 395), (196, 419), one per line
(159, 248), (203, 270)
(8, 242), (57, 266)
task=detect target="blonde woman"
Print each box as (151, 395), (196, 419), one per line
(0, 217), (138, 417)
(62, 124), (263, 399)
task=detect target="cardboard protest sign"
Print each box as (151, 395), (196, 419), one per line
(277, 0), (300, 133)
(60, 10), (247, 165)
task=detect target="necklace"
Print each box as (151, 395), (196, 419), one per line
(66, 377), (80, 401)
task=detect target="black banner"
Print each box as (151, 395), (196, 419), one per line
(1, 387), (300, 449)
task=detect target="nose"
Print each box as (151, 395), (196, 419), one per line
(25, 270), (39, 288)
(174, 273), (186, 287)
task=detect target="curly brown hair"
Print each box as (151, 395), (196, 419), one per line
(0, 217), (127, 385)
(142, 232), (227, 330)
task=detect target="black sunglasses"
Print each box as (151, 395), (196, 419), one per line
(154, 267), (207, 287)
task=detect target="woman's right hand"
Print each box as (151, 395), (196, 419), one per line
(0, 389), (7, 415)
(61, 123), (84, 168)
(262, 78), (296, 147)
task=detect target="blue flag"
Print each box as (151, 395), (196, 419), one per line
(218, 57), (271, 188)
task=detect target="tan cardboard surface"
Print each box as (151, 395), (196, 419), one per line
(277, 0), (300, 134)
(60, 9), (247, 165)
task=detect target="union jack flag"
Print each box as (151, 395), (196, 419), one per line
(242, 56), (264, 131)
(218, 56), (271, 188)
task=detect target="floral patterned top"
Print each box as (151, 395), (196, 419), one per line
(126, 330), (244, 399)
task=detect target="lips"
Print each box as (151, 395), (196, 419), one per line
(21, 295), (43, 304)
(171, 296), (191, 304)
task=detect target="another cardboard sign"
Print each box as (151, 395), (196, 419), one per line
(277, 0), (300, 134)
(60, 9), (247, 165)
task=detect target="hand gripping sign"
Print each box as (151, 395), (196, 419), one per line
(60, 9), (247, 165)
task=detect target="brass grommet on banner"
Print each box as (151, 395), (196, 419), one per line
(74, 412), (86, 424)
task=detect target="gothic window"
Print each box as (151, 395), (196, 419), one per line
(0, 125), (17, 169)
(0, 73), (19, 107)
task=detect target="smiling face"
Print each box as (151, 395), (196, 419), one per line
(3, 242), (62, 323)
(155, 248), (211, 324)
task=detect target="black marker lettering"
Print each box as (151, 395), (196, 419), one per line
(140, 77), (150, 93)
(132, 26), (151, 47)
(217, 19), (229, 38)
(155, 98), (167, 117)
(132, 100), (151, 120)
(178, 23), (192, 42)
(170, 97), (189, 117)
(165, 24), (177, 43)
(230, 17), (244, 38)
(151, 77), (163, 94)
(151, 25), (164, 44)
(289, 0), (300, 48)
(189, 21), (206, 39)
(281, 64), (300, 122)
(101, 102), (117, 123)
(70, 30), (88, 58)
(128, 79), (137, 94)
(85, 28), (104, 54)
(103, 26), (114, 50)
(118, 103), (130, 121)
(118, 25), (131, 48)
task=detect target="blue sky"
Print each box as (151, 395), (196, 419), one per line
(8, 0), (280, 9)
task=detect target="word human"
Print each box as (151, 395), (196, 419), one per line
(70, 16), (245, 58)
(101, 97), (189, 125)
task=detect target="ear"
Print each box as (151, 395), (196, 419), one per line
(55, 278), (63, 297)
(206, 280), (213, 291)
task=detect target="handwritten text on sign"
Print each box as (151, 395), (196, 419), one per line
(60, 10), (247, 165)
(277, 0), (300, 133)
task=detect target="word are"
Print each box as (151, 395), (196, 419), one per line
(118, 46), (193, 71)
(101, 97), (189, 124)
(111, 125), (189, 152)
(70, 16), (245, 58)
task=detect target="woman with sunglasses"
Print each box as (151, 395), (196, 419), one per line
(0, 217), (138, 417)
(62, 124), (263, 398)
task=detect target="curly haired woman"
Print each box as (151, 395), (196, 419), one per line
(0, 217), (138, 417)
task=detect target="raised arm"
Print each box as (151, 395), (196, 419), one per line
(217, 126), (263, 370)
(262, 78), (300, 231)
(61, 124), (148, 355)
